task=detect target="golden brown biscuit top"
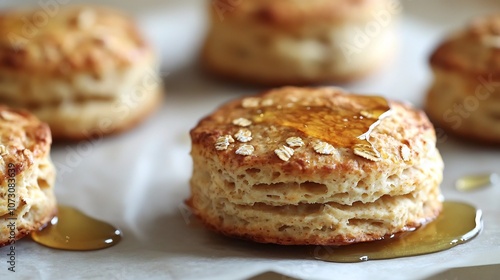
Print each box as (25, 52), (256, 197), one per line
(0, 106), (51, 182)
(211, 0), (389, 26)
(191, 87), (435, 176)
(430, 14), (500, 75)
(0, 5), (151, 75)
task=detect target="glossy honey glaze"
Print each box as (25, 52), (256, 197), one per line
(252, 95), (392, 148)
(313, 201), (482, 262)
(31, 205), (122, 251)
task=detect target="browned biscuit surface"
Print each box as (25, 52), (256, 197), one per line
(426, 14), (500, 143)
(189, 87), (443, 245)
(430, 14), (500, 75)
(0, 106), (57, 246)
(0, 6), (148, 75)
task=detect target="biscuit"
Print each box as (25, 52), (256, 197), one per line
(0, 5), (163, 140)
(188, 86), (443, 245)
(203, 0), (400, 85)
(0, 106), (56, 246)
(425, 14), (500, 143)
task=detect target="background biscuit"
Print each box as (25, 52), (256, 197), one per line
(0, 5), (163, 140)
(426, 14), (500, 144)
(203, 0), (400, 85)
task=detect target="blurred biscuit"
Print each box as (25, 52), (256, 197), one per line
(0, 5), (163, 140)
(189, 86), (443, 245)
(203, 0), (400, 85)
(426, 14), (500, 143)
(0, 106), (56, 246)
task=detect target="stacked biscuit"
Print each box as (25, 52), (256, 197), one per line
(189, 87), (443, 245)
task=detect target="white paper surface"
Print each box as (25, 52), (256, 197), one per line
(1, 0), (500, 279)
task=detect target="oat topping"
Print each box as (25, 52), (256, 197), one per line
(22, 148), (34, 163)
(482, 35), (500, 48)
(261, 99), (274, 107)
(275, 145), (294, 161)
(0, 111), (19, 121)
(360, 110), (374, 119)
(288, 96), (299, 103)
(313, 141), (336, 155)
(0, 145), (6, 156)
(236, 144), (254, 156)
(353, 143), (381, 162)
(232, 118), (252, 127)
(215, 135), (234, 151)
(400, 144), (411, 161)
(242, 97), (260, 108)
(286, 137), (304, 148)
(235, 129), (252, 143)
(77, 9), (96, 30)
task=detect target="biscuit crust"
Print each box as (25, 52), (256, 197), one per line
(189, 87), (443, 245)
(0, 106), (57, 246)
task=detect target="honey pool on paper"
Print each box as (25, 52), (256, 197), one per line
(456, 173), (499, 191)
(314, 201), (482, 262)
(31, 205), (122, 251)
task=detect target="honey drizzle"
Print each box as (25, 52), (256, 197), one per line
(313, 201), (482, 263)
(31, 205), (122, 251)
(252, 95), (391, 149)
(456, 173), (499, 191)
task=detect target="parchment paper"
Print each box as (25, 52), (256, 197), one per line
(0, 0), (499, 279)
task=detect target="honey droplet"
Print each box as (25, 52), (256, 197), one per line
(313, 201), (482, 262)
(252, 95), (391, 148)
(456, 173), (499, 192)
(31, 205), (122, 251)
